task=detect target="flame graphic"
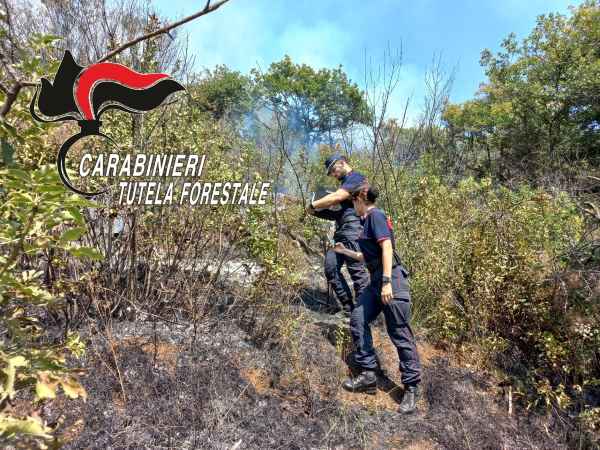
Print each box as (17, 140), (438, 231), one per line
(75, 63), (169, 119)
(31, 51), (184, 122)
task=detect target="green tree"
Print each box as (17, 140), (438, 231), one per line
(253, 55), (371, 145)
(193, 65), (253, 121)
(443, 1), (600, 184)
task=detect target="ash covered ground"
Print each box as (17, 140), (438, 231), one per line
(43, 277), (569, 450)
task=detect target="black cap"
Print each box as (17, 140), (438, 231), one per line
(324, 153), (345, 174)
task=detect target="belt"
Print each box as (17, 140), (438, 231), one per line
(366, 260), (399, 271)
(336, 213), (361, 227)
(366, 261), (409, 278)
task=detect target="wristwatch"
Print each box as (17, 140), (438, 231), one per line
(381, 275), (391, 285)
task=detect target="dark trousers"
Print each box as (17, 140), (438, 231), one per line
(349, 269), (421, 386)
(324, 240), (369, 307)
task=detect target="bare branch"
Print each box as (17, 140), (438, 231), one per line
(583, 201), (600, 221)
(0, 82), (22, 119)
(585, 175), (600, 183)
(96, 0), (230, 63)
(1, 0), (224, 119)
(0, 51), (20, 82)
(0, 46), (39, 119)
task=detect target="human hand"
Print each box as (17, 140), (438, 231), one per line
(381, 282), (393, 304)
(333, 242), (346, 254)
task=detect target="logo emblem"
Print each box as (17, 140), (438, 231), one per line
(30, 50), (185, 197)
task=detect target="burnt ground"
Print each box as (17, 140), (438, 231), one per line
(39, 284), (575, 450)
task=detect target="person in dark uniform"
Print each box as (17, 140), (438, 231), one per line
(332, 183), (421, 414)
(307, 154), (370, 316)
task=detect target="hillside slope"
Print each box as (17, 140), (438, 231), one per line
(42, 268), (571, 450)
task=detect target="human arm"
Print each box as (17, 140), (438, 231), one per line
(310, 188), (350, 210)
(380, 239), (393, 304)
(309, 207), (342, 221)
(369, 209), (394, 304)
(332, 242), (364, 261)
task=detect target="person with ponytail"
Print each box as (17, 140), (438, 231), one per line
(333, 182), (421, 414)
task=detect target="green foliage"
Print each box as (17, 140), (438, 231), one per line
(253, 55), (371, 142)
(429, 6), (600, 428)
(0, 165), (95, 448)
(193, 65), (253, 120)
(243, 206), (282, 274)
(0, 34), (62, 169)
(443, 1), (600, 181)
(2, 7), (598, 445)
(379, 162), (600, 420)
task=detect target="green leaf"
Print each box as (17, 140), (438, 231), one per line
(69, 246), (103, 261)
(12, 192), (34, 205)
(64, 207), (84, 225)
(1, 139), (14, 166)
(66, 194), (98, 208)
(40, 34), (61, 45)
(2, 356), (28, 400)
(66, 332), (86, 358)
(9, 356), (27, 367)
(7, 168), (29, 182)
(0, 121), (18, 139)
(59, 227), (87, 242)
(38, 184), (66, 194)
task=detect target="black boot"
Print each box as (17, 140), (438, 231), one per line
(398, 384), (419, 414)
(342, 370), (377, 394)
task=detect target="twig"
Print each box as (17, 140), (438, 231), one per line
(105, 326), (128, 403)
(218, 382), (250, 427)
(273, 107), (307, 207)
(0, 0), (232, 119)
(96, 0), (231, 64)
(585, 175), (600, 183)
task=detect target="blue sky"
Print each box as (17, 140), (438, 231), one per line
(154, 0), (581, 120)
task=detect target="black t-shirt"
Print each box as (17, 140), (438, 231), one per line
(335, 171), (366, 240)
